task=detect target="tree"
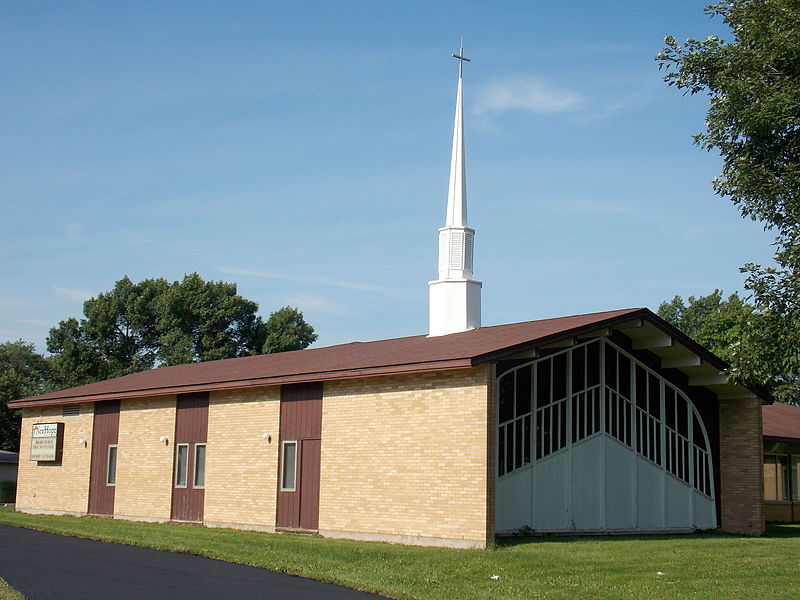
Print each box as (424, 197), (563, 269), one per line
(47, 274), (317, 385)
(657, 0), (800, 400)
(657, 290), (798, 401)
(261, 306), (319, 354)
(657, 290), (754, 363)
(0, 341), (54, 451)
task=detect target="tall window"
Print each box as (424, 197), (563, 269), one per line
(175, 444), (189, 488)
(106, 445), (117, 486)
(497, 338), (714, 498)
(193, 444), (206, 488)
(764, 454), (798, 501)
(281, 441), (297, 491)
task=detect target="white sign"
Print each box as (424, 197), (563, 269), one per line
(30, 423), (62, 462)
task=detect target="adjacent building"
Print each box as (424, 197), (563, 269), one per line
(762, 402), (800, 522)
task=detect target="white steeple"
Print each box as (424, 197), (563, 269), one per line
(428, 41), (482, 337)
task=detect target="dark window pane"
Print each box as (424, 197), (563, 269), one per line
(194, 445), (206, 488)
(649, 374), (661, 418)
(553, 353), (567, 400)
(618, 354), (631, 399)
(106, 446), (117, 486)
(281, 442), (297, 490)
(537, 361), (550, 407)
(604, 344), (617, 390)
(516, 366), (532, 417)
(635, 366), (648, 411)
(572, 346), (586, 392)
(175, 445), (188, 487)
(664, 388), (676, 429)
(587, 342), (600, 387)
(499, 373), (515, 423)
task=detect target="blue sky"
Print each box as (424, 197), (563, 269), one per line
(0, 1), (778, 352)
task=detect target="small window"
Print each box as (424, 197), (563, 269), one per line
(106, 445), (117, 486)
(175, 444), (189, 488)
(281, 441), (297, 491)
(193, 444), (206, 488)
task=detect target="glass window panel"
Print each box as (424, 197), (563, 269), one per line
(536, 361), (550, 407)
(571, 346), (585, 393)
(523, 415), (531, 467)
(175, 445), (188, 487)
(618, 354), (631, 399)
(778, 455), (790, 501)
(635, 366), (648, 411)
(648, 375), (661, 419)
(553, 353), (567, 400)
(764, 455), (778, 501)
(499, 373), (515, 423)
(664, 388), (676, 430)
(792, 456), (799, 502)
(515, 366), (532, 417)
(106, 445), (117, 486)
(514, 418), (523, 469)
(498, 426), (506, 475)
(281, 442), (297, 491)
(586, 342), (600, 387)
(604, 344), (617, 390)
(193, 444), (206, 488)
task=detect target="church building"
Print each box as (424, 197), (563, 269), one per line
(9, 46), (769, 548)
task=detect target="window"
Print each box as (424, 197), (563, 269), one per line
(106, 445), (117, 486)
(764, 454), (791, 501)
(61, 405), (80, 418)
(175, 444), (189, 488)
(281, 441), (297, 491)
(193, 444), (206, 488)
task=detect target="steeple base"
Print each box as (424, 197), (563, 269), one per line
(428, 278), (482, 336)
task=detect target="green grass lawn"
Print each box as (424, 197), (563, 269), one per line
(0, 506), (798, 600)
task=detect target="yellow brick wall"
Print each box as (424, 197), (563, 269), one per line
(204, 387), (281, 529)
(114, 396), (176, 521)
(319, 366), (492, 546)
(719, 396), (765, 534)
(16, 404), (94, 515)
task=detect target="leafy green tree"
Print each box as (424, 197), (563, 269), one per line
(156, 273), (264, 365)
(657, 290), (797, 401)
(261, 306), (319, 354)
(657, 290), (754, 363)
(47, 274), (317, 384)
(0, 341), (54, 451)
(657, 0), (800, 401)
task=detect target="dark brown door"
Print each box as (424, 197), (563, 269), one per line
(171, 392), (208, 522)
(88, 400), (120, 515)
(277, 383), (322, 531)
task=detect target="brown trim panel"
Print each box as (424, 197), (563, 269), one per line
(171, 392), (209, 522)
(88, 400), (120, 515)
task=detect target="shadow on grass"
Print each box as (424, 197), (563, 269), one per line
(496, 523), (800, 548)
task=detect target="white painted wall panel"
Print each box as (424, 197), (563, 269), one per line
(533, 452), (569, 531)
(665, 475), (692, 528)
(496, 467), (532, 532)
(570, 436), (604, 530)
(635, 458), (665, 530)
(605, 439), (635, 529)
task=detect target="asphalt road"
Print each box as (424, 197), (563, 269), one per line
(0, 525), (388, 600)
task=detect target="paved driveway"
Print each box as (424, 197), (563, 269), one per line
(0, 525), (387, 600)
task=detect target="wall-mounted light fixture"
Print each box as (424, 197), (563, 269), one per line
(261, 433), (271, 442)
(159, 436), (169, 445)
(78, 438), (87, 447)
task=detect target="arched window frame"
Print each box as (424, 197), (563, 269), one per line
(497, 337), (715, 499)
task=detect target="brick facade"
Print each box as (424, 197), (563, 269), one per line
(114, 396), (176, 521)
(204, 387), (281, 530)
(16, 404), (94, 515)
(319, 366), (493, 548)
(718, 396), (765, 534)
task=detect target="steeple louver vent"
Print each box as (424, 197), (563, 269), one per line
(450, 230), (464, 269)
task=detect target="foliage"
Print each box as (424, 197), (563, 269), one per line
(0, 578), (24, 600)
(656, 290), (753, 363)
(0, 341), (54, 451)
(657, 0), (800, 401)
(46, 274), (316, 386)
(1, 507), (800, 600)
(261, 306), (319, 354)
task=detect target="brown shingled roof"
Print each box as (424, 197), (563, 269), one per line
(9, 308), (645, 407)
(763, 403), (800, 442)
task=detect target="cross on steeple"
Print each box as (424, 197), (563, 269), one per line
(452, 38), (470, 78)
